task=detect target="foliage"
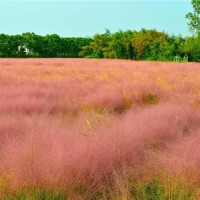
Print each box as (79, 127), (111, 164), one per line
(80, 29), (196, 62)
(0, 32), (92, 58)
(186, 0), (200, 35)
(182, 35), (200, 61)
(0, 28), (199, 61)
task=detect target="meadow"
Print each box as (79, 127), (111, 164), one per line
(0, 58), (200, 199)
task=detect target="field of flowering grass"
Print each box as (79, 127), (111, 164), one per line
(0, 58), (200, 199)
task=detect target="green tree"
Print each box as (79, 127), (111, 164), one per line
(103, 31), (126, 59)
(132, 29), (169, 60)
(186, 0), (200, 35)
(0, 34), (10, 57)
(21, 32), (39, 57)
(79, 29), (111, 58)
(43, 34), (62, 57)
(128, 42), (134, 60)
(182, 36), (200, 61)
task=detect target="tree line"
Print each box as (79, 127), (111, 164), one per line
(80, 29), (199, 62)
(0, 30), (199, 62)
(0, 33), (92, 58)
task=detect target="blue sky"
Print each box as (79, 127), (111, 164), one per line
(0, 1), (192, 37)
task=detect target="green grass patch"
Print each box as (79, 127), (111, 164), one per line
(4, 188), (66, 200)
(144, 93), (159, 105)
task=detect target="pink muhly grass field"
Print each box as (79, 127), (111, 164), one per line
(0, 58), (200, 199)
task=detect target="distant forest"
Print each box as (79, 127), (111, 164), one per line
(0, 29), (199, 62)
